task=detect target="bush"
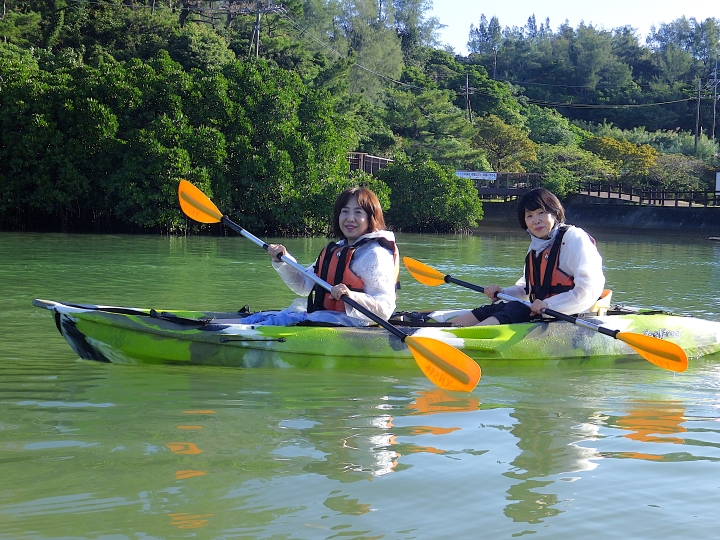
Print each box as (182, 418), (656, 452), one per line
(541, 168), (578, 199)
(378, 154), (483, 232)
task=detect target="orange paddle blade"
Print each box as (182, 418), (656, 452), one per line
(406, 336), (480, 392)
(178, 180), (223, 223)
(403, 257), (447, 287)
(617, 332), (688, 372)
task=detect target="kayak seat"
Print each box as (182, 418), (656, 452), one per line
(586, 289), (612, 316)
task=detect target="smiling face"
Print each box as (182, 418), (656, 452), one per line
(339, 195), (370, 244)
(524, 207), (556, 239)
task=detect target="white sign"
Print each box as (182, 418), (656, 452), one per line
(716, 172), (720, 193)
(455, 171), (497, 180)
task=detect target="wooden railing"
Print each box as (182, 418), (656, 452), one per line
(578, 182), (720, 207)
(348, 152), (393, 175)
(472, 173), (542, 201)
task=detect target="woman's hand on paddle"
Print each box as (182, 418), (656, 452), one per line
(331, 283), (351, 300)
(267, 244), (287, 263)
(484, 285), (502, 302)
(530, 299), (549, 316)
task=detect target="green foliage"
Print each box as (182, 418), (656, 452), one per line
(378, 154), (483, 233)
(0, 46), (351, 233)
(167, 24), (236, 71)
(422, 49), (523, 124)
(347, 98), (399, 157)
(541, 168), (578, 200)
(646, 154), (713, 191)
(587, 123), (720, 160)
(525, 144), (617, 198)
(2, 2), (719, 233)
(473, 114), (537, 171)
(528, 144), (615, 180)
(467, 13), (720, 133)
(384, 86), (486, 168)
(523, 104), (579, 146)
(581, 136), (658, 183)
(0, 5), (42, 46)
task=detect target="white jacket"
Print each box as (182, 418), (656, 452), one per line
(502, 225), (605, 315)
(273, 230), (398, 322)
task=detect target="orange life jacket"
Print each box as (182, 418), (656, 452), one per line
(524, 225), (595, 301)
(307, 237), (400, 313)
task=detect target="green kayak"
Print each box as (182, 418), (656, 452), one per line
(33, 299), (720, 369)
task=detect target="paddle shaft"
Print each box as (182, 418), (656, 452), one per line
(444, 274), (620, 338)
(220, 216), (411, 343)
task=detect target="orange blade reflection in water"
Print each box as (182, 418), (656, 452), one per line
(618, 402), (687, 444)
(409, 389), (481, 416)
(166, 442), (203, 455)
(391, 390), (482, 456)
(176, 470), (207, 480)
(169, 513), (214, 529)
(609, 400), (687, 462)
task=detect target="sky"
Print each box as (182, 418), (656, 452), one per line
(429, 0), (718, 54)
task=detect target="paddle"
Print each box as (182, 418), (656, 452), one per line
(177, 180), (481, 391)
(403, 257), (688, 373)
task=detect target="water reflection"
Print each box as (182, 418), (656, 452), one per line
(297, 388), (481, 480)
(408, 389), (481, 416)
(4, 357), (720, 537)
(602, 400), (688, 461)
(503, 407), (599, 524)
(5, 232), (720, 537)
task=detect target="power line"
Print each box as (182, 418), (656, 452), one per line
(527, 97), (696, 109)
(276, 9), (423, 90)
(29, 0), (713, 113)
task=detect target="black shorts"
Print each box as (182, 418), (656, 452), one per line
(471, 301), (534, 325)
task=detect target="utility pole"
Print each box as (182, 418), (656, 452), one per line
(711, 59), (719, 142)
(248, 9), (261, 57)
(238, 0), (283, 58)
(461, 73), (476, 123)
(492, 46), (498, 79)
(695, 78), (701, 155)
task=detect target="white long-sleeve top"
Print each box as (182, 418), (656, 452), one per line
(272, 230), (398, 322)
(502, 225), (605, 315)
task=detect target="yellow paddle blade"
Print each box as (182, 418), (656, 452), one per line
(403, 257), (447, 287)
(178, 180), (223, 223)
(617, 332), (689, 372)
(405, 335), (481, 392)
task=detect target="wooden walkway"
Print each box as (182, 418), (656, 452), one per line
(473, 179), (720, 208)
(577, 183), (720, 207)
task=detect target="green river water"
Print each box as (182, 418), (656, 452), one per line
(2, 229), (720, 539)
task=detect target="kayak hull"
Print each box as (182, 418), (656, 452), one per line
(34, 299), (720, 369)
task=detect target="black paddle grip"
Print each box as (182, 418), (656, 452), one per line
(598, 326), (620, 338)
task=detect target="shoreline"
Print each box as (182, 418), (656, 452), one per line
(476, 197), (720, 238)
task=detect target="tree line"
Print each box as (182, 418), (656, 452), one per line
(0, 1), (718, 234)
(469, 14), (719, 133)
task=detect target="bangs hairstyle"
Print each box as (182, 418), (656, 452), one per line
(332, 187), (386, 239)
(517, 188), (565, 229)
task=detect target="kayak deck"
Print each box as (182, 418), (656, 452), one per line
(33, 299), (720, 369)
